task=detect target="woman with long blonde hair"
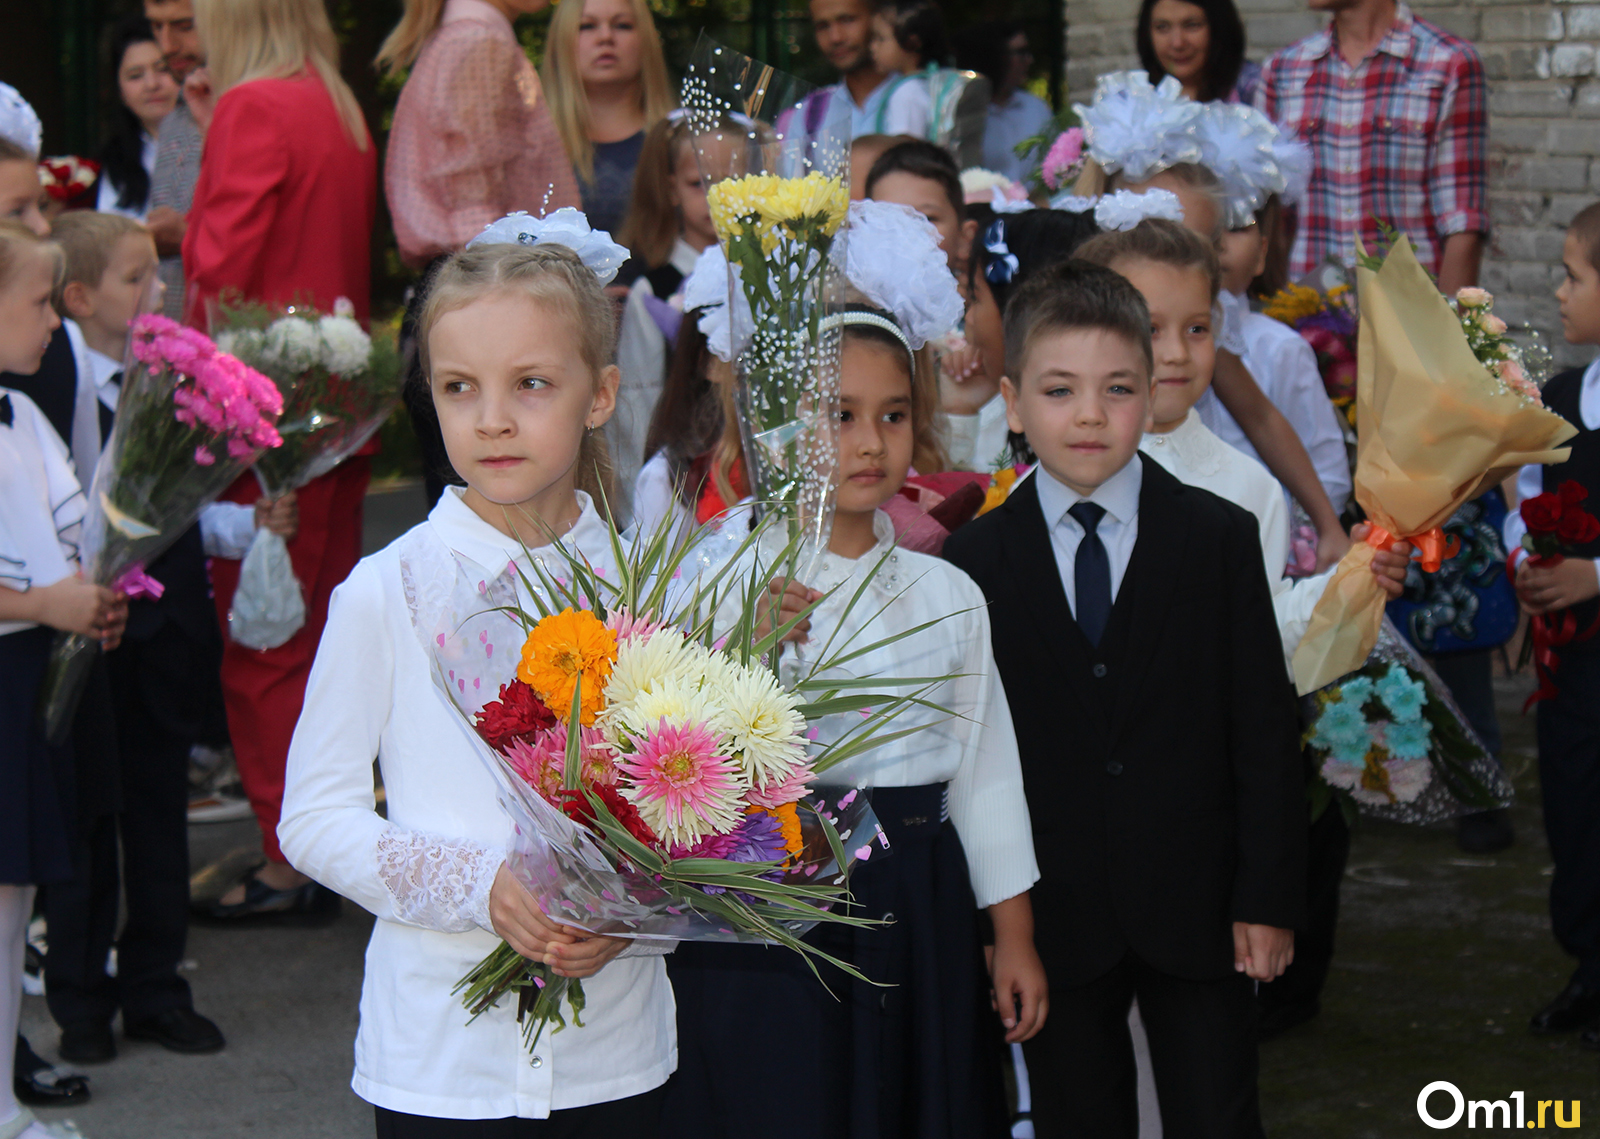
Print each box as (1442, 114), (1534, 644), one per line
(182, 0), (382, 923)
(541, 0), (674, 240)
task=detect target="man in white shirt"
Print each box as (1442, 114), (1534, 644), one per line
(808, 0), (891, 138)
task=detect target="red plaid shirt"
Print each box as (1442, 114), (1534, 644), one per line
(1255, 4), (1488, 279)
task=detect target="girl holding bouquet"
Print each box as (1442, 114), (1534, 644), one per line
(663, 201), (1045, 1139)
(0, 220), (126, 1139)
(277, 218), (676, 1135)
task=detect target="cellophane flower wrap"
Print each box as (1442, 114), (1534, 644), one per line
(423, 518), (948, 1056)
(1302, 617), (1511, 825)
(37, 314), (283, 739)
(209, 298), (402, 649)
(682, 38), (851, 555)
(1290, 237), (1577, 694)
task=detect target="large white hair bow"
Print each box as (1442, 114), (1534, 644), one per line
(1074, 71), (1202, 183)
(1093, 188), (1185, 232)
(682, 244), (755, 362)
(1193, 104), (1313, 229)
(466, 208), (631, 286)
(0, 84), (41, 156)
(837, 200), (964, 350)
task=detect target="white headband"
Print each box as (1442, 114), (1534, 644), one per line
(818, 310), (915, 370)
(466, 208), (630, 286)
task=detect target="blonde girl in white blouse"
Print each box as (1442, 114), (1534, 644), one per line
(0, 221), (127, 1139)
(277, 240), (677, 1135)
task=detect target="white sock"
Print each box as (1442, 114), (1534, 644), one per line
(0, 885), (38, 1128)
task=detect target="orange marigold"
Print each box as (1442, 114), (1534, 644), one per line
(517, 608), (618, 727)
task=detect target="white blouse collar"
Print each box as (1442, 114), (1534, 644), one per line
(1141, 408), (1228, 478)
(427, 486), (611, 577)
(789, 510), (907, 598)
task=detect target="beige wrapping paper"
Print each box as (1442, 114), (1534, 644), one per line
(1291, 239), (1576, 694)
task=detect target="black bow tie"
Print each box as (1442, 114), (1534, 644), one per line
(0, 393), (12, 428)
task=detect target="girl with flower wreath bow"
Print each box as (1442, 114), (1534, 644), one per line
(276, 210), (678, 1136)
(660, 199), (1045, 1139)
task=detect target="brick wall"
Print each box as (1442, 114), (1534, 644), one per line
(1063, 0), (1595, 367)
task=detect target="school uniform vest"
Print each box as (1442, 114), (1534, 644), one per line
(1541, 368), (1600, 648)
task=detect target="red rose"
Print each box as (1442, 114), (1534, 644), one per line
(1558, 508), (1600, 546)
(1521, 492), (1565, 536)
(557, 785), (658, 847)
(474, 680), (557, 753)
(1559, 480), (1589, 506)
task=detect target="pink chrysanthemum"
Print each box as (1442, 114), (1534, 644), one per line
(604, 609), (668, 643)
(619, 719), (744, 846)
(504, 725), (618, 802)
(743, 761), (815, 809)
(1041, 127), (1085, 190)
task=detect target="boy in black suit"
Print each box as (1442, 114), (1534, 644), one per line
(943, 261), (1305, 1138)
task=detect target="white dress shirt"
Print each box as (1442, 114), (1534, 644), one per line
(943, 392), (1011, 473)
(1504, 355), (1600, 582)
(278, 487), (676, 1120)
(1196, 291), (1353, 515)
(876, 73), (933, 137)
(1139, 410), (1330, 663)
(982, 90), (1052, 183)
(829, 76), (897, 139)
(715, 512), (1039, 908)
(1033, 456), (1142, 613)
(0, 389), (87, 636)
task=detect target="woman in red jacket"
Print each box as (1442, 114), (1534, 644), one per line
(184, 0), (378, 921)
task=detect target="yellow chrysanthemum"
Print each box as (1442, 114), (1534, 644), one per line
(757, 172), (849, 239)
(517, 608), (618, 727)
(707, 174), (781, 243)
(1262, 283), (1326, 325)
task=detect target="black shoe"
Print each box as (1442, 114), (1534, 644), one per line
(1257, 1000), (1321, 1042)
(1457, 808), (1514, 854)
(57, 1022), (115, 1064)
(124, 1008), (225, 1055)
(13, 1064), (90, 1107)
(195, 875), (340, 926)
(1530, 981), (1600, 1034)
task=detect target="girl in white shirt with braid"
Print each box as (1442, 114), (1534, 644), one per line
(661, 201), (1044, 1139)
(277, 217), (675, 1138)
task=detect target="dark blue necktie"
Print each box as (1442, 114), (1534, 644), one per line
(1069, 501), (1111, 647)
(0, 393), (11, 428)
(98, 373), (120, 442)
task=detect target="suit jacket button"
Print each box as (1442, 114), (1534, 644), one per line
(1092, 663), (1108, 678)
(1106, 760), (1123, 776)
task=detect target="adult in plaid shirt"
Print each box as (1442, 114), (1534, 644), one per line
(1255, 0), (1488, 293)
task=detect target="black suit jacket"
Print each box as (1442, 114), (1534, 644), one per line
(943, 456), (1306, 987)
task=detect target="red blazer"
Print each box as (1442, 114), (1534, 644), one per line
(183, 72), (377, 327)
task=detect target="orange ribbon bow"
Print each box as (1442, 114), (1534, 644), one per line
(1364, 525), (1459, 573)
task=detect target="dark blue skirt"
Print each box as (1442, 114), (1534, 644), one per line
(0, 625), (76, 885)
(660, 784), (1010, 1139)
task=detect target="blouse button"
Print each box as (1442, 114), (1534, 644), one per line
(531, 1055), (543, 1068)
(1093, 663), (1108, 678)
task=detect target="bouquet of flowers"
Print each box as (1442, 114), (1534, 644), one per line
(1513, 480), (1600, 708)
(1290, 237), (1577, 694)
(37, 314), (283, 740)
(210, 298), (401, 649)
(683, 39), (852, 555)
(423, 519), (946, 1055)
(1262, 278), (1360, 425)
(1303, 619), (1511, 824)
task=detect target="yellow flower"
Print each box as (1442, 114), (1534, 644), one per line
(707, 174), (780, 244)
(1262, 283), (1326, 325)
(758, 173), (849, 239)
(517, 608), (618, 727)
(978, 467), (1019, 517)
(754, 802), (804, 862)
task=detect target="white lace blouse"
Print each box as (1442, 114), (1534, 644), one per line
(278, 487), (675, 1120)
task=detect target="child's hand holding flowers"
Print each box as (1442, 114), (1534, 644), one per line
(1516, 557), (1600, 614)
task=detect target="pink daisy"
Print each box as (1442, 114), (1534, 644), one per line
(619, 719), (744, 846)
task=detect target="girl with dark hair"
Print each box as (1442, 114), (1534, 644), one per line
(96, 16), (179, 221)
(1137, 0), (1258, 105)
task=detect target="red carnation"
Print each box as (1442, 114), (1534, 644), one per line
(1559, 480), (1590, 506)
(556, 785), (659, 847)
(1521, 492), (1565, 536)
(474, 680), (557, 753)
(1558, 508), (1600, 546)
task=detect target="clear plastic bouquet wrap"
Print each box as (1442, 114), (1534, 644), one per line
(37, 314), (283, 741)
(1303, 617), (1512, 825)
(210, 298), (401, 649)
(681, 38), (852, 557)
(421, 521), (948, 1055)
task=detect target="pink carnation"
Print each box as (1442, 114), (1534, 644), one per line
(1041, 128), (1085, 190)
(193, 445), (215, 466)
(226, 437), (257, 461)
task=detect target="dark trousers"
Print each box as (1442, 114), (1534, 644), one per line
(45, 629), (194, 1028)
(373, 1086), (665, 1138)
(1426, 648), (1503, 759)
(1024, 954), (1263, 1139)
(1536, 648), (1600, 987)
(1257, 802), (1351, 1013)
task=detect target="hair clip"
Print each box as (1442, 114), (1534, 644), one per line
(467, 208), (630, 285)
(983, 220), (1019, 287)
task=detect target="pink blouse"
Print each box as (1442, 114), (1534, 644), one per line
(385, 0), (581, 268)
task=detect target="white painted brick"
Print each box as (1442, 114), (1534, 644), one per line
(1481, 8), (1562, 40)
(1490, 192), (1546, 226)
(1494, 227), (1569, 262)
(1549, 118), (1600, 152)
(1548, 193), (1596, 226)
(1567, 5), (1600, 36)
(1490, 81), (1573, 117)
(1550, 43), (1596, 77)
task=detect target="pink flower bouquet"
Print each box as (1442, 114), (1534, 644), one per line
(37, 314), (283, 740)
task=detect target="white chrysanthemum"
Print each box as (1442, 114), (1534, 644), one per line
(616, 674), (717, 739)
(317, 314), (371, 376)
(214, 328), (264, 361)
(603, 631), (705, 716)
(706, 664), (808, 788)
(261, 317), (321, 373)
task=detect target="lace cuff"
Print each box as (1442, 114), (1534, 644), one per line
(375, 829), (503, 934)
(619, 938), (677, 959)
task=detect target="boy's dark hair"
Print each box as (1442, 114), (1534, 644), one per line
(1570, 201), (1600, 277)
(1135, 0), (1246, 105)
(865, 139), (964, 221)
(968, 208), (1103, 316)
(873, 0), (950, 67)
(1075, 217), (1222, 303)
(1003, 260), (1154, 383)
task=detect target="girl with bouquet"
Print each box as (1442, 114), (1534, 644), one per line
(0, 220), (125, 1139)
(276, 216), (675, 1135)
(662, 201), (1045, 1139)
